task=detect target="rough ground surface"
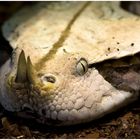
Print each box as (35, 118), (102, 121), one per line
(0, 2), (139, 138)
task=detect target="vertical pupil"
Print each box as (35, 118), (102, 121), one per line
(81, 62), (86, 72)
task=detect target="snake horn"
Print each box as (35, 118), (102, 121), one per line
(15, 50), (27, 83)
(27, 56), (37, 84)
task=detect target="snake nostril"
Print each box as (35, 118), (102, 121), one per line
(42, 75), (56, 83)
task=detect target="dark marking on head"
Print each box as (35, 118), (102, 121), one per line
(131, 43), (134, 46)
(63, 48), (67, 53)
(108, 47), (110, 51)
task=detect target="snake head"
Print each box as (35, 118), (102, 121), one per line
(0, 2), (140, 126)
(0, 49), (138, 126)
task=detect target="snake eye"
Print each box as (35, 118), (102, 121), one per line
(76, 58), (88, 76)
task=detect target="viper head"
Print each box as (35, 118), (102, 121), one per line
(0, 49), (135, 126)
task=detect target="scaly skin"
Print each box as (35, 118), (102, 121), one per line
(0, 2), (140, 125)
